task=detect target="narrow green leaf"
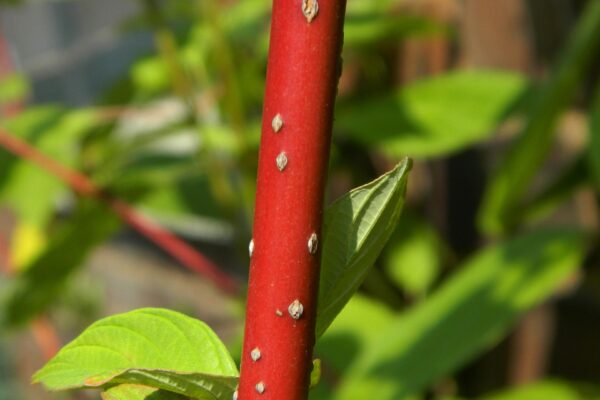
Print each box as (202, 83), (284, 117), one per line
(479, 0), (600, 235)
(336, 70), (527, 158)
(316, 158), (411, 338)
(34, 308), (238, 400)
(102, 384), (187, 400)
(336, 229), (586, 400)
(517, 156), (587, 224)
(482, 381), (600, 400)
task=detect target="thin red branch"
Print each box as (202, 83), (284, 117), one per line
(0, 128), (240, 295)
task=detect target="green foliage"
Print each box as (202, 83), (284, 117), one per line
(383, 215), (444, 298)
(335, 229), (586, 400)
(588, 86), (600, 190)
(336, 70), (527, 158)
(0, 74), (30, 104)
(1, 204), (120, 328)
(481, 381), (600, 400)
(316, 158), (411, 338)
(478, 0), (600, 235)
(34, 308), (238, 400)
(102, 384), (187, 400)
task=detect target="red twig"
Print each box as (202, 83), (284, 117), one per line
(238, 0), (347, 398)
(0, 128), (240, 294)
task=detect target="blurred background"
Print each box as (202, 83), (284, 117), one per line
(1, 0), (600, 399)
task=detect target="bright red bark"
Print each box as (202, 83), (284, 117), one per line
(239, 0), (347, 398)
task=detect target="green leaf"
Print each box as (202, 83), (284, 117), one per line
(517, 156), (587, 225)
(335, 228), (586, 400)
(1, 203), (120, 328)
(34, 308), (238, 399)
(336, 70), (527, 158)
(478, 0), (600, 235)
(0, 108), (98, 225)
(311, 296), (395, 400)
(383, 215), (444, 297)
(102, 384), (187, 400)
(316, 158), (411, 338)
(588, 84), (600, 190)
(482, 381), (600, 400)
(0, 74), (30, 104)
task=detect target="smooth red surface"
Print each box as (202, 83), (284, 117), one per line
(239, 0), (347, 398)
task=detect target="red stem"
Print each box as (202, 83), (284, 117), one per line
(239, 1), (347, 399)
(0, 128), (239, 294)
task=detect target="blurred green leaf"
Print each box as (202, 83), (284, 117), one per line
(102, 384), (187, 400)
(336, 228), (586, 400)
(311, 295), (395, 400)
(336, 70), (527, 158)
(316, 158), (411, 338)
(0, 108), (98, 225)
(518, 156), (587, 225)
(34, 308), (238, 399)
(478, 0), (600, 235)
(0, 74), (30, 104)
(588, 85), (600, 190)
(345, 13), (446, 47)
(1, 203), (120, 328)
(383, 216), (444, 297)
(482, 381), (600, 400)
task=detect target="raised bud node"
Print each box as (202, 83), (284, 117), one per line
(308, 233), (318, 255)
(248, 239), (254, 258)
(302, 0), (319, 23)
(250, 347), (262, 362)
(255, 381), (266, 394)
(271, 114), (283, 132)
(275, 309), (283, 317)
(288, 299), (304, 320)
(276, 152), (288, 171)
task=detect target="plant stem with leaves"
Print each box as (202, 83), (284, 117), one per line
(238, 0), (347, 398)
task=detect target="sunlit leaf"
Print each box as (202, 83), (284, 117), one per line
(336, 229), (586, 400)
(34, 308), (238, 399)
(336, 70), (527, 158)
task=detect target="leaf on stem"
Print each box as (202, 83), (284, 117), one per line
(316, 158), (411, 338)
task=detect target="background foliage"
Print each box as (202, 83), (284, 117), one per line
(1, 0), (600, 399)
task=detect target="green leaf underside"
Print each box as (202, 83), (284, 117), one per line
(336, 70), (527, 158)
(34, 308), (238, 399)
(102, 384), (188, 400)
(336, 229), (586, 400)
(316, 158), (411, 338)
